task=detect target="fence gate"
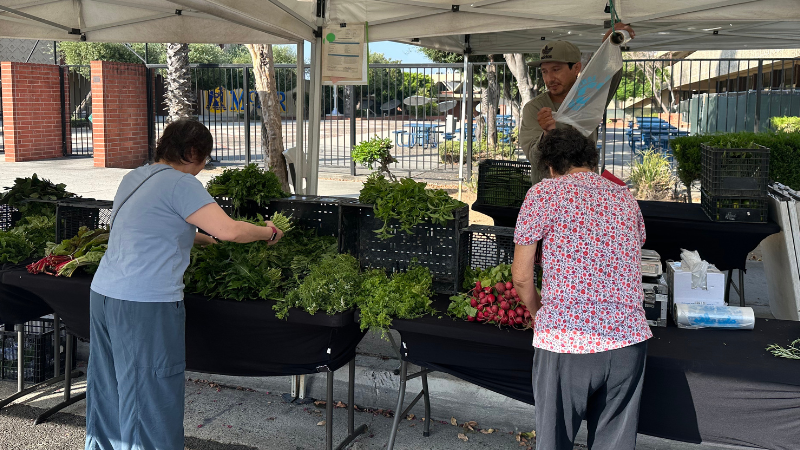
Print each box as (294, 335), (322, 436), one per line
(62, 65), (93, 156)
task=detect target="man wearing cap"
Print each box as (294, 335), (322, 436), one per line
(519, 24), (635, 184)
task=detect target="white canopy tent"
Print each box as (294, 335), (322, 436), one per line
(2, 0), (800, 193)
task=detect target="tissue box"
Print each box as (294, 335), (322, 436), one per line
(666, 261), (726, 306)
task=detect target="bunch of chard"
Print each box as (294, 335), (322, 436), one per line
(468, 279), (533, 329)
(27, 226), (109, 277)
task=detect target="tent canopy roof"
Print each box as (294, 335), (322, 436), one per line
(1, 0), (799, 51)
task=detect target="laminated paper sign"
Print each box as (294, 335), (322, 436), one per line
(322, 23), (368, 85)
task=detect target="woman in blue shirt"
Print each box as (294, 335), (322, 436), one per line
(86, 119), (284, 450)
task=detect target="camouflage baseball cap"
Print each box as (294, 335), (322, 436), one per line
(529, 41), (582, 67)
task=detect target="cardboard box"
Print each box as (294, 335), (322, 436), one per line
(666, 261), (726, 306)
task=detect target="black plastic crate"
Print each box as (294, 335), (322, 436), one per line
(0, 204), (21, 231)
(213, 197), (266, 219)
(701, 190), (768, 223)
(340, 200), (469, 294)
(0, 319), (75, 383)
(460, 225), (516, 270)
(701, 144), (770, 197)
(263, 196), (341, 238)
(55, 199), (113, 243)
(476, 159), (532, 208)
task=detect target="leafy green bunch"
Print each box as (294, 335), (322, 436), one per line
(184, 216), (338, 301)
(356, 264), (435, 335)
(274, 254), (364, 319)
(9, 215), (56, 259)
(206, 164), (289, 216)
(0, 231), (34, 264)
(0, 174), (76, 217)
(358, 173), (466, 240)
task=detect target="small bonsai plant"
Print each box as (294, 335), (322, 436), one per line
(352, 135), (398, 180)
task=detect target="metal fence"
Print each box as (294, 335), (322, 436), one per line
(43, 57), (800, 183)
(602, 58), (800, 180)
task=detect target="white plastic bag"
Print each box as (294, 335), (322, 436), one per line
(680, 249), (709, 290)
(553, 31), (629, 136)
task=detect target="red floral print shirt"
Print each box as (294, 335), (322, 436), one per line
(514, 171), (652, 354)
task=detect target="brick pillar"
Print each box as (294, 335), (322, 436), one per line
(91, 61), (148, 168)
(1, 62), (66, 162)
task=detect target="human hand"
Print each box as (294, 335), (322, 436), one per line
(537, 107), (556, 132)
(264, 220), (284, 245)
(194, 232), (217, 247)
(603, 22), (635, 42)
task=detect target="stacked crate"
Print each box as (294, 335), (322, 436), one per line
(700, 144), (770, 222)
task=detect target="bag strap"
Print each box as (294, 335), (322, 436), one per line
(110, 166), (173, 228)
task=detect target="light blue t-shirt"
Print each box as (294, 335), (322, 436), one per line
(91, 164), (215, 302)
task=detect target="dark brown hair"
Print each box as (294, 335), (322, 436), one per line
(154, 119), (213, 164)
(537, 127), (599, 176)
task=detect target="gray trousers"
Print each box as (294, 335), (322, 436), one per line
(532, 341), (647, 450)
(86, 290), (186, 450)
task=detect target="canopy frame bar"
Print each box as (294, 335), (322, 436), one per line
(0, 3), (79, 33)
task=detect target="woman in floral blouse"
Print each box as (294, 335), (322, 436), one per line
(512, 127), (651, 450)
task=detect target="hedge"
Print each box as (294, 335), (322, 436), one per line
(671, 131), (800, 195)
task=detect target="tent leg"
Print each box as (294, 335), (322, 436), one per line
(334, 358), (367, 450)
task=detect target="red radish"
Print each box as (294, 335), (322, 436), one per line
(491, 305), (499, 314)
(487, 294), (496, 303)
(495, 282), (506, 294)
(480, 297), (489, 305)
(524, 311), (531, 319)
(498, 309), (506, 318)
(484, 287), (492, 294)
(477, 304), (485, 311)
(510, 288), (518, 297)
(501, 317), (509, 325)
(470, 298), (478, 307)
(515, 316), (524, 325)
(506, 281), (513, 290)
(477, 311), (484, 321)
(500, 301), (510, 310)
(475, 281), (482, 291)
(515, 306), (525, 316)
(478, 291), (486, 299)
(467, 316), (476, 322)
(508, 309), (516, 319)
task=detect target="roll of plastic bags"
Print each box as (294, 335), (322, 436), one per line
(674, 304), (756, 330)
(680, 249), (709, 290)
(553, 30), (629, 136)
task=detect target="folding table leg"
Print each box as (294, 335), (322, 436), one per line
(34, 332), (87, 425)
(326, 371), (334, 450)
(334, 358), (367, 450)
(16, 324), (24, 392)
(387, 360), (433, 450)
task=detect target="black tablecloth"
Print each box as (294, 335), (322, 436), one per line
(637, 200), (780, 271)
(0, 271), (53, 327)
(0, 270), (366, 376)
(392, 302), (800, 450)
(471, 201), (780, 271)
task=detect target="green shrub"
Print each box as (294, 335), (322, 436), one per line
(671, 131), (800, 194)
(627, 150), (674, 200)
(772, 116), (800, 133)
(439, 139), (516, 164)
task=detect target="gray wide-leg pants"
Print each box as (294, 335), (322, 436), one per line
(533, 341), (647, 450)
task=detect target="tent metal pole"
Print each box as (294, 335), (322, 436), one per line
(307, 35), (323, 195)
(458, 53), (469, 201)
(295, 41), (306, 195)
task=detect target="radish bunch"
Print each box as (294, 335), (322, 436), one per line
(468, 279), (533, 329)
(449, 264), (533, 330)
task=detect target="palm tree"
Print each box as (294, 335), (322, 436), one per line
(165, 43), (194, 122)
(246, 44), (290, 191)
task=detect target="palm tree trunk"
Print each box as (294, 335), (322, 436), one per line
(486, 56), (498, 149)
(246, 44), (290, 192)
(165, 43), (194, 122)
